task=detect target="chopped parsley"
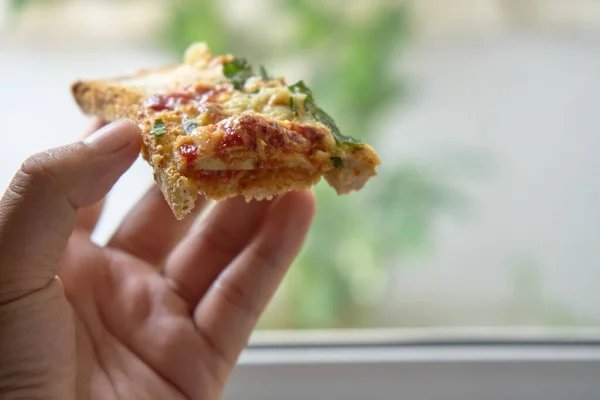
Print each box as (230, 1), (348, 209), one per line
(331, 157), (342, 168)
(289, 96), (298, 116)
(151, 118), (166, 136)
(222, 58), (254, 90)
(288, 80), (362, 147)
(183, 117), (197, 134)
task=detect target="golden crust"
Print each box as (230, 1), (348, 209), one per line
(71, 42), (381, 220)
(71, 80), (144, 121)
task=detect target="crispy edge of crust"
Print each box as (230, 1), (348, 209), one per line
(155, 164), (199, 220)
(70, 64), (182, 119)
(71, 79), (200, 220)
(71, 80), (145, 121)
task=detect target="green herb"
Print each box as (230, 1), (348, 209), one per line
(288, 80), (314, 100)
(330, 157), (342, 168)
(288, 80), (362, 147)
(260, 65), (271, 81)
(152, 118), (167, 136)
(183, 117), (197, 134)
(290, 96), (298, 116)
(222, 58), (254, 90)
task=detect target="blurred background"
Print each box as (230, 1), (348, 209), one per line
(1, 0), (600, 330)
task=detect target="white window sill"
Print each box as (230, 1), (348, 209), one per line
(225, 328), (600, 400)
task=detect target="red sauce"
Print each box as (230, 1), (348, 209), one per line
(219, 133), (244, 148)
(291, 123), (323, 143)
(267, 134), (284, 148)
(144, 93), (194, 111)
(143, 87), (224, 112)
(226, 115), (276, 151)
(202, 88), (227, 103)
(179, 143), (198, 165)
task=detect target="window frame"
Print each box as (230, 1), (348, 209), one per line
(224, 328), (600, 400)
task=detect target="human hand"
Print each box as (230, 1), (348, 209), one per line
(0, 119), (316, 399)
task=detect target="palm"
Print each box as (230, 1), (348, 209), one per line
(62, 238), (214, 400)
(58, 187), (315, 400)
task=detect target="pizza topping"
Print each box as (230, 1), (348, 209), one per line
(331, 157), (342, 168)
(223, 58), (273, 90)
(179, 143), (198, 164)
(289, 96), (298, 116)
(222, 58), (254, 90)
(183, 117), (198, 134)
(288, 80), (362, 147)
(197, 104), (229, 125)
(289, 122), (326, 145)
(151, 118), (167, 136)
(218, 131), (245, 149)
(200, 87), (228, 104)
(144, 93), (194, 112)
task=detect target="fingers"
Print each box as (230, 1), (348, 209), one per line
(0, 119), (141, 303)
(107, 185), (208, 266)
(75, 118), (108, 233)
(164, 197), (273, 307)
(193, 191), (316, 374)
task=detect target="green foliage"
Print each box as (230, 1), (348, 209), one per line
(9, 0), (29, 12)
(8, 0), (60, 13)
(161, 0), (466, 329)
(164, 0), (230, 56)
(507, 257), (586, 326)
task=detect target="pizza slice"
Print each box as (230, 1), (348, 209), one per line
(71, 43), (381, 219)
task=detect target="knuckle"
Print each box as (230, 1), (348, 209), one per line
(12, 144), (85, 198)
(124, 239), (164, 264)
(1, 154), (56, 208)
(248, 242), (281, 271)
(19, 150), (61, 188)
(214, 275), (260, 320)
(195, 224), (241, 261)
(194, 325), (230, 388)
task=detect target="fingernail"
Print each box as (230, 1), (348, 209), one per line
(83, 119), (140, 154)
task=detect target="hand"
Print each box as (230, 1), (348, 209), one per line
(0, 119), (316, 399)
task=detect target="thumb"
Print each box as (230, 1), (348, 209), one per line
(0, 119), (141, 302)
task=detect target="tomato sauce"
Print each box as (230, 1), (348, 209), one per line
(179, 143), (198, 164)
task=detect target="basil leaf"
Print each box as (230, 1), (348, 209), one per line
(183, 117), (197, 134)
(152, 118), (166, 136)
(330, 157), (342, 168)
(260, 65), (271, 81)
(288, 80), (314, 102)
(311, 106), (362, 147)
(222, 58), (254, 90)
(290, 96), (298, 116)
(288, 80), (362, 147)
